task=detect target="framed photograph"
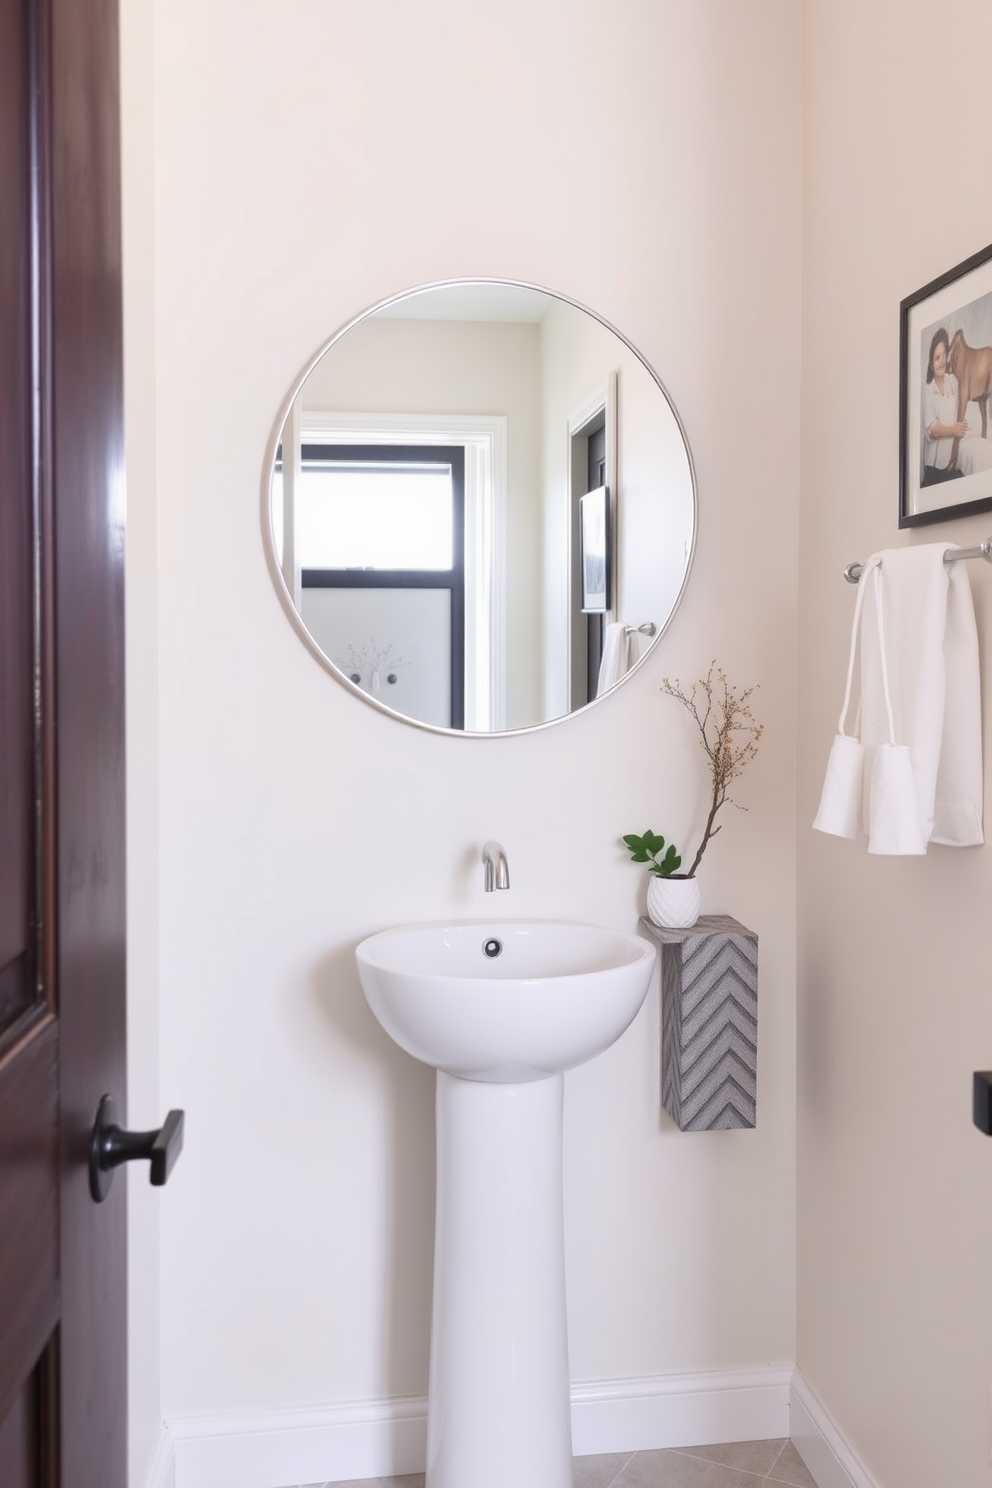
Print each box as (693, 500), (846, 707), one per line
(901, 242), (992, 527)
(580, 485), (610, 612)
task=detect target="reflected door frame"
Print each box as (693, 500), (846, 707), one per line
(567, 372), (617, 710)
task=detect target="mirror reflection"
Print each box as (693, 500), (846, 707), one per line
(268, 281), (695, 734)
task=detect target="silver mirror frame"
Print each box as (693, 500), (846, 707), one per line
(261, 278), (698, 738)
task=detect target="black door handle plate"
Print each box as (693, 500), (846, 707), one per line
(974, 1072), (992, 1135)
(89, 1093), (185, 1202)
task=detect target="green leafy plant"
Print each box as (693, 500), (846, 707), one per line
(622, 830), (682, 877)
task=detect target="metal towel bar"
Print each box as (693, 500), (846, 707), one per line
(844, 539), (992, 583)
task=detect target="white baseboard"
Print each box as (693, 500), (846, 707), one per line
(571, 1366), (792, 1455)
(159, 1367), (884, 1488)
(790, 1370), (880, 1488)
(169, 1394), (427, 1488)
(166, 1367), (792, 1488)
(155, 1367), (885, 1488)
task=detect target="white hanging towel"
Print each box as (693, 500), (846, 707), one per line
(812, 556), (876, 840)
(597, 622), (630, 694)
(812, 555), (925, 851)
(814, 544), (983, 852)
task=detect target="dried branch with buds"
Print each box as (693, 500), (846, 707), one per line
(661, 661), (764, 878)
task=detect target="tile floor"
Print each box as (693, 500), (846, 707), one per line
(297, 1437), (817, 1488)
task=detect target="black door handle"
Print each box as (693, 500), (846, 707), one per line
(974, 1072), (992, 1135)
(89, 1093), (185, 1202)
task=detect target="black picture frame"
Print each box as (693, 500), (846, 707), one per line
(900, 242), (992, 527)
(579, 485), (610, 612)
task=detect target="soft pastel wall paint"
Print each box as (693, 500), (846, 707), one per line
(121, 0), (801, 1467)
(120, 2), (163, 1484)
(798, 3), (992, 1485)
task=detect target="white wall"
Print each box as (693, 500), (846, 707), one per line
(123, 0), (802, 1478)
(798, 3), (992, 1485)
(120, 2), (163, 1484)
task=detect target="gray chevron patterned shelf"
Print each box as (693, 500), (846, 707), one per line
(640, 914), (758, 1132)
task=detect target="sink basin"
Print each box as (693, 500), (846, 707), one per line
(355, 919), (657, 1487)
(355, 919), (656, 1082)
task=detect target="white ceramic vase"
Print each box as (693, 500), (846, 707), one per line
(646, 874), (700, 930)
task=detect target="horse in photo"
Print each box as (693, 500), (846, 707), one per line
(948, 327), (992, 468)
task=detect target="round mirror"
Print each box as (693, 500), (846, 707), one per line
(265, 280), (696, 735)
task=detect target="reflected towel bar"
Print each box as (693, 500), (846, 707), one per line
(624, 621), (657, 635)
(844, 539), (992, 583)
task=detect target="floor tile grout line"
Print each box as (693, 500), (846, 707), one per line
(303, 1442), (817, 1488)
(603, 1449), (638, 1488)
(766, 1438), (790, 1479)
(765, 1441), (815, 1488)
(661, 1439), (812, 1488)
(666, 1450), (775, 1484)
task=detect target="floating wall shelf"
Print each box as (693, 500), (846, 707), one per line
(640, 914), (758, 1132)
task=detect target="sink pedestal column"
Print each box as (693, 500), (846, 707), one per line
(427, 1071), (573, 1488)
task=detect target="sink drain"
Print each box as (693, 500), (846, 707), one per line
(483, 938), (503, 959)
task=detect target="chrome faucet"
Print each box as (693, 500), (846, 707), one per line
(481, 840), (510, 891)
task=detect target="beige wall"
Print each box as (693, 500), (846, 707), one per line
(120, 2), (161, 1483)
(122, 1), (801, 1483)
(798, 3), (992, 1485)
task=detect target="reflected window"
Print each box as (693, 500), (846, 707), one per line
(297, 461), (454, 571)
(280, 444), (466, 730)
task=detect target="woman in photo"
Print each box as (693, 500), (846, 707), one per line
(921, 324), (992, 485)
(921, 327), (967, 485)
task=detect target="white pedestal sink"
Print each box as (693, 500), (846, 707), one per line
(356, 920), (656, 1488)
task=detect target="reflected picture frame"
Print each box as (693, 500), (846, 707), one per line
(900, 241), (992, 527)
(580, 485), (610, 612)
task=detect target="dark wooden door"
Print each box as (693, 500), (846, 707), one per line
(0, 0), (128, 1485)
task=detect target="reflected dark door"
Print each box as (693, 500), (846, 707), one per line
(585, 424), (607, 701)
(0, 0), (127, 1484)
